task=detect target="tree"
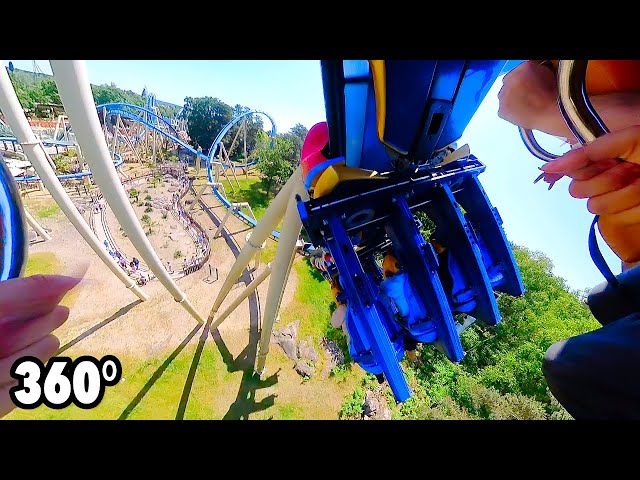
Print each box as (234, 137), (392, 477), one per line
(281, 122), (308, 164)
(184, 96), (233, 151)
(254, 131), (295, 195)
(341, 244), (601, 420)
(38, 80), (61, 105)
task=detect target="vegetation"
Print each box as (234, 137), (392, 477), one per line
(5, 68), (178, 118)
(183, 96), (233, 151)
(220, 176), (271, 221)
(339, 245), (599, 420)
(280, 259), (350, 360)
(174, 250), (183, 259)
(35, 203), (61, 219)
(51, 153), (74, 174)
(254, 132), (296, 195)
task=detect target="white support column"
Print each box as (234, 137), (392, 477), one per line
(23, 208), (52, 241)
(243, 118), (248, 179)
(189, 181), (217, 212)
(222, 143), (240, 189)
(210, 264), (272, 330)
(0, 65), (149, 302)
(254, 174), (306, 375)
(50, 60), (203, 323)
(152, 127), (157, 164)
(206, 167), (301, 320)
(213, 207), (234, 239)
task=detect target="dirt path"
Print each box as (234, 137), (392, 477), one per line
(20, 165), (359, 420)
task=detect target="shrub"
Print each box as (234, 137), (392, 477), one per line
(174, 250), (183, 259)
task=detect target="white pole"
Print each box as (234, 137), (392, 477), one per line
(152, 127), (157, 164)
(0, 65), (149, 302)
(206, 167), (301, 320)
(23, 208), (52, 241)
(255, 174), (306, 375)
(210, 264), (272, 330)
(213, 207), (234, 239)
(50, 60), (203, 323)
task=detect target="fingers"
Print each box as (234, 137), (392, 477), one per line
(588, 178), (640, 214)
(541, 147), (595, 174)
(568, 161), (640, 198)
(0, 275), (82, 325)
(0, 334), (60, 386)
(0, 305), (69, 358)
(542, 125), (640, 174)
(562, 157), (620, 181)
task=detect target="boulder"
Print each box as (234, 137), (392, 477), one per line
(279, 336), (298, 360)
(298, 337), (319, 364)
(294, 360), (315, 378)
(363, 389), (392, 420)
(271, 320), (301, 361)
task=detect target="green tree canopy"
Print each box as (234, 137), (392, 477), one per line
(281, 122), (308, 165)
(341, 244), (600, 420)
(254, 130), (295, 195)
(184, 96), (233, 151)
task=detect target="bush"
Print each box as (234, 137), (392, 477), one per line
(144, 195), (152, 201)
(174, 250), (183, 259)
(52, 154), (73, 174)
(339, 387), (366, 420)
(144, 207), (153, 213)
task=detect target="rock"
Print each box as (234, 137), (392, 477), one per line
(298, 337), (319, 364)
(280, 320), (300, 341)
(271, 320), (301, 361)
(294, 360), (315, 378)
(363, 391), (379, 417)
(379, 408), (392, 420)
(363, 390), (392, 420)
(322, 338), (345, 368)
(169, 233), (180, 242)
(279, 336), (298, 360)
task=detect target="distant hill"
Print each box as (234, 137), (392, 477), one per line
(3, 67), (181, 119)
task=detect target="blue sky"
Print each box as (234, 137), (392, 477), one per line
(4, 60), (621, 290)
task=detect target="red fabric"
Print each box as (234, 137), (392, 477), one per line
(301, 121), (330, 184)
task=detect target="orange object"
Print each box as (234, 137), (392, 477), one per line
(547, 60), (640, 95)
(543, 60), (640, 263)
(382, 254), (401, 278)
(598, 218), (640, 263)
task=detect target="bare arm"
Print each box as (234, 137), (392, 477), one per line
(533, 92), (640, 140)
(498, 61), (640, 140)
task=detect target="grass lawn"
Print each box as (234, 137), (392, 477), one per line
(34, 202), (61, 219)
(220, 176), (271, 222)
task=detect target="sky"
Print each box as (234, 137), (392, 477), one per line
(3, 59), (621, 291)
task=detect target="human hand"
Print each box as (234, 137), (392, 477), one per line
(540, 125), (640, 262)
(0, 274), (84, 418)
(498, 61), (560, 132)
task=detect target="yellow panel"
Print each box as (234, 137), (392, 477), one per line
(313, 163), (388, 199)
(369, 60), (406, 155)
(369, 60), (386, 144)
